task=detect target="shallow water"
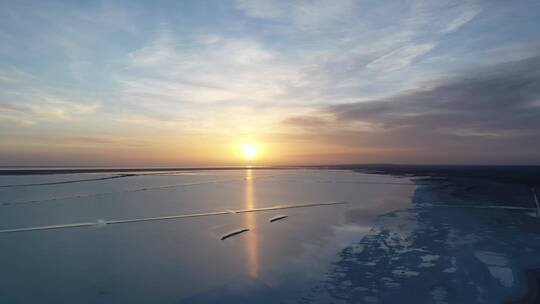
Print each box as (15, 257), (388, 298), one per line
(0, 169), (415, 303)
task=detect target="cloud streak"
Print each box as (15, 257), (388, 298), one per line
(366, 43), (436, 72)
(442, 7), (480, 33)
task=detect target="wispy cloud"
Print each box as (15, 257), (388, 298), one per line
(366, 43), (436, 72)
(123, 30), (297, 106)
(442, 7), (480, 33)
(0, 69), (101, 124)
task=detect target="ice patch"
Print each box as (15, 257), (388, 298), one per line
(385, 282), (400, 288)
(442, 267), (456, 273)
(475, 251), (514, 287)
(431, 287), (448, 304)
(419, 262), (435, 267)
(475, 251), (508, 266)
(488, 266), (514, 287)
(526, 211), (539, 218)
(392, 269), (419, 278)
(421, 254), (440, 262)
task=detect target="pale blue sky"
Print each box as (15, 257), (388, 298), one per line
(1, 0), (539, 165)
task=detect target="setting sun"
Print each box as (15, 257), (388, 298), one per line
(240, 143), (258, 160)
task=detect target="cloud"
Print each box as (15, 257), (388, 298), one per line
(331, 55), (540, 132)
(442, 7), (480, 33)
(0, 92), (100, 125)
(123, 32), (296, 106)
(366, 43), (436, 72)
(234, 0), (286, 20)
(0, 114), (36, 126)
(68, 136), (117, 144)
(286, 54), (540, 164)
(0, 0), (489, 134)
(282, 115), (329, 128)
(113, 0), (516, 139)
(234, 0), (357, 30)
(117, 28), (309, 132)
(0, 66), (102, 125)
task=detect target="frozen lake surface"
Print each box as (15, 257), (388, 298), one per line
(1, 169), (539, 303)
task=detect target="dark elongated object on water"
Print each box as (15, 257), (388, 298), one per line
(269, 215), (288, 223)
(221, 228), (249, 240)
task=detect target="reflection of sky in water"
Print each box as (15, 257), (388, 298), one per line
(0, 169), (415, 303)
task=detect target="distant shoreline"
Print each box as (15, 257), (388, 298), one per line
(1, 165), (539, 186)
(0, 166), (299, 175)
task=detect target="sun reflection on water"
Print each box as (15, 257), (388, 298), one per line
(245, 169), (259, 278)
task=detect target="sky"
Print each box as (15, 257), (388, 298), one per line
(0, 0), (539, 166)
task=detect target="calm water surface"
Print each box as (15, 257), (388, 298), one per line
(0, 169), (415, 303)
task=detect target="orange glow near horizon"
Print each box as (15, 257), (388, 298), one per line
(0, 134), (373, 167)
(245, 169), (259, 278)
